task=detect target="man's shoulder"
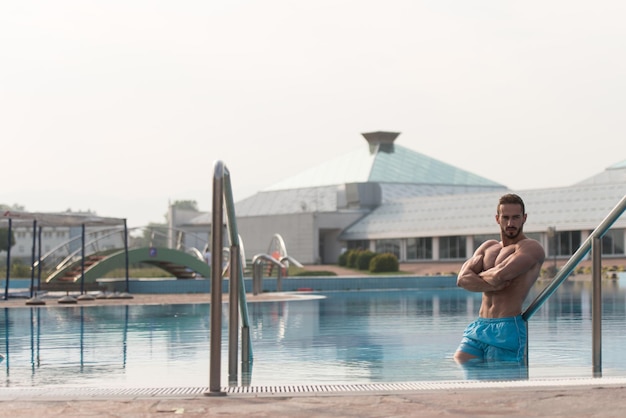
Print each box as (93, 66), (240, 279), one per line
(517, 238), (545, 259)
(518, 237), (542, 247)
(478, 239), (501, 250)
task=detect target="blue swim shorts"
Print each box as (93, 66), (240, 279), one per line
(457, 315), (527, 363)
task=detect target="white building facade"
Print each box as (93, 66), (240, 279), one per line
(170, 132), (626, 266)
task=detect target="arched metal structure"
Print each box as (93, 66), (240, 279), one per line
(45, 247), (210, 285)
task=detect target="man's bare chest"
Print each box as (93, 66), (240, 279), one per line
(482, 244), (517, 270)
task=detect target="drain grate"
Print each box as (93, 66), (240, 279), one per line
(2, 377), (626, 400)
(221, 376), (626, 395)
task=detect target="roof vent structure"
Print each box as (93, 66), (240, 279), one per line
(362, 131), (400, 154)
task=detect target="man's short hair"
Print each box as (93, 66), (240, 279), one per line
(498, 193), (525, 215)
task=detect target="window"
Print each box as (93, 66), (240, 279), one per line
(472, 234), (499, 251)
(553, 231), (581, 257)
(407, 237), (432, 260)
(347, 240), (369, 251)
(439, 236), (466, 259)
(525, 232), (541, 242)
(375, 239), (400, 258)
(602, 229), (625, 256)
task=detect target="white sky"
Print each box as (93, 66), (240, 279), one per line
(2, 1), (625, 228)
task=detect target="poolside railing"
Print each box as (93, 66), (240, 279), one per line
(522, 194), (626, 374)
(207, 161), (253, 395)
(523, 194), (626, 320)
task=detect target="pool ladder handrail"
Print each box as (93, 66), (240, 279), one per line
(207, 161), (253, 395)
(522, 194), (626, 374)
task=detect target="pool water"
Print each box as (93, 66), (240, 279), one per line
(1, 280), (626, 388)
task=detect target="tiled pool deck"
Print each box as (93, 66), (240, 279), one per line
(0, 373), (625, 417)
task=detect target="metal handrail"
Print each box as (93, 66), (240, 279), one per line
(52, 228), (126, 272)
(251, 254), (286, 294)
(207, 161), (253, 395)
(523, 194), (625, 373)
(35, 226), (124, 271)
(522, 194), (626, 321)
(223, 168), (253, 353)
(208, 161), (225, 395)
(280, 255), (303, 268)
(266, 233), (288, 256)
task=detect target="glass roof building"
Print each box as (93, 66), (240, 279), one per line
(8, 129), (624, 271)
(218, 132), (626, 266)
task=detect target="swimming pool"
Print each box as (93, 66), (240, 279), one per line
(1, 279), (626, 388)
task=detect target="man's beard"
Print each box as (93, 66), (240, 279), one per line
(503, 226), (522, 239)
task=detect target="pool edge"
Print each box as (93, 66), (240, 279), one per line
(2, 376), (626, 400)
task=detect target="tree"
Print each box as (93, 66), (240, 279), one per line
(171, 200), (199, 211)
(160, 200), (200, 224)
(133, 222), (169, 248)
(0, 203), (25, 212)
(0, 227), (15, 253)
(0, 203), (21, 253)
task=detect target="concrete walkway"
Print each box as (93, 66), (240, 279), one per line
(1, 380), (625, 417)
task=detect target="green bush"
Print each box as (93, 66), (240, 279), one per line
(356, 250), (376, 270)
(293, 270), (337, 277)
(543, 265), (558, 278)
(369, 253), (399, 273)
(346, 249), (361, 269)
(10, 259), (32, 278)
(338, 251), (349, 267)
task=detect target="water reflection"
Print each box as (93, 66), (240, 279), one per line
(460, 361), (529, 381)
(0, 279), (625, 387)
(1, 304), (214, 387)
